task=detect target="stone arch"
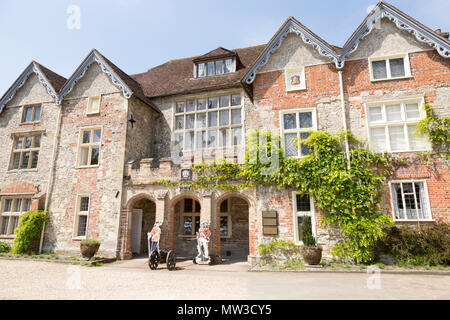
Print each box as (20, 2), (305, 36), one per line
(126, 193), (157, 212)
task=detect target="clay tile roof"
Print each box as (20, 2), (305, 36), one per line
(193, 47), (237, 62)
(131, 44), (266, 98)
(33, 61), (67, 92)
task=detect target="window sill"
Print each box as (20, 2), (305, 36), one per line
(374, 149), (432, 154)
(86, 112), (100, 116)
(370, 76), (413, 82)
(0, 235), (15, 239)
(72, 236), (87, 241)
(7, 168), (38, 173)
(75, 165), (100, 169)
(19, 121), (41, 126)
(394, 219), (435, 223)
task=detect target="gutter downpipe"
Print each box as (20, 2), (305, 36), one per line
(338, 70), (351, 169)
(39, 105), (63, 253)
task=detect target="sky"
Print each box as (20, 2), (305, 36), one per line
(0, 0), (448, 94)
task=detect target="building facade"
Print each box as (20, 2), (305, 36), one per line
(0, 2), (448, 262)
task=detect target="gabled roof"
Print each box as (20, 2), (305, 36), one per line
(242, 1), (450, 84)
(131, 45), (265, 98)
(0, 61), (66, 113)
(58, 49), (160, 113)
(193, 47), (237, 62)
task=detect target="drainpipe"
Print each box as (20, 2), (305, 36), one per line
(39, 105), (63, 253)
(338, 70), (350, 169)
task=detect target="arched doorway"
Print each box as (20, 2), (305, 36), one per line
(218, 196), (249, 262)
(173, 197), (201, 258)
(130, 198), (156, 256)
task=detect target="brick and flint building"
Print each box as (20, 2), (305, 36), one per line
(0, 2), (448, 262)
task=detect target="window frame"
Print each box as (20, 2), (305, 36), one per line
(291, 192), (316, 245)
(173, 93), (244, 153)
(364, 98), (430, 153)
(0, 196), (32, 238)
(72, 194), (91, 239)
(368, 53), (412, 82)
(21, 105), (42, 123)
(76, 126), (102, 168)
(86, 96), (101, 115)
(195, 58), (236, 78)
(219, 198), (232, 238)
(179, 198), (201, 237)
(280, 108), (317, 158)
(388, 179), (433, 222)
(9, 134), (42, 170)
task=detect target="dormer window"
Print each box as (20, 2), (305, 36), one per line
(196, 58), (234, 78)
(193, 47), (237, 78)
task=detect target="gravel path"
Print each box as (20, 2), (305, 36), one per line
(0, 260), (449, 300)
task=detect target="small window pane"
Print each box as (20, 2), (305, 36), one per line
(23, 107), (33, 122)
(90, 147), (99, 165)
(231, 109), (241, 125)
(389, 58), (405, 78)
(34, 136), (41, 148)
(24, 199), (31, 212)
(197, 130), (206, 149)
(220, 200), (228, 213)
(175, 115), (184, 130)
(25, 137), (33, 149)
(386, 105), (402, 122)
(16, 137), (24, 149)
(300, 132), (311, 156)
(299, 112), (313, 128)
(208, 111), (217, 127)
(197, 99), (206, 110)
(176, 102), (184, 113)
(183, 216), (193, 235)
(186, 100), (195, 112)
(186, 115), (195, 129)
(369, 106), (383, 123)
(372, 60), (387, 79)
(80, 197), (89, 212)
(4, 199), (13, 212)
(186, 131), (194, 150)
(11, 217), (20, 234)
(224, 59), (233, 73)
(285, 133), (298, 157)
(283, 113), (297, 129)
(82, 131), (91, 144)
(184, 199), (193, 212)
(389, 126), (406, 151)
(208, 97), (218, 109)
(174, 133), (183, 149)
(208, 130), (217, 148)
(207, 62), (215, 76)
(406, 103), (420, 119)
(197, 63), (205, 77)
(34, 106), (41, 121)
(232, 127), (242, 145)
(408, 125), (427, 150)
(370, 128), (387, 152)
(297, 216), (303, 243)
(219, 129), (229, 147)
(80, 147), (89, 166)
(77, 215), (88, 237)
(195, 201), (201, 212)
(220, 110), (229, 126)
(220, 216), (228, 236)
(220, 96), (229, 108)
(196, 113), (206, 128)
(231, 94), (241, 106)
(30, 151), (39, 168)
(12, 153), (20, 169)
(215, 60), (224, 75)
(15, 199), (22, 212)
(93, 130), (101, 143)
(1, 217), (9, 235)
(21, 152), (30, 169)
(194, 216), (200, 234)
(296, 194), (311, 212)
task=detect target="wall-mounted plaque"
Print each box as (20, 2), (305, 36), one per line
(180, 168), (192, 181)
(262, 211), (278, 236)
(285, 68), (306, 92)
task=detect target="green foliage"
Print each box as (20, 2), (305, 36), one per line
(416, 104), (450, 158)
(301, 216), (316, 246)
(11, 211), (49, 255)
(376, 223), (450, 266)
(257, 239), (301, 262)
(80, 239), (101, 246)
(0, 241), (11, 253)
